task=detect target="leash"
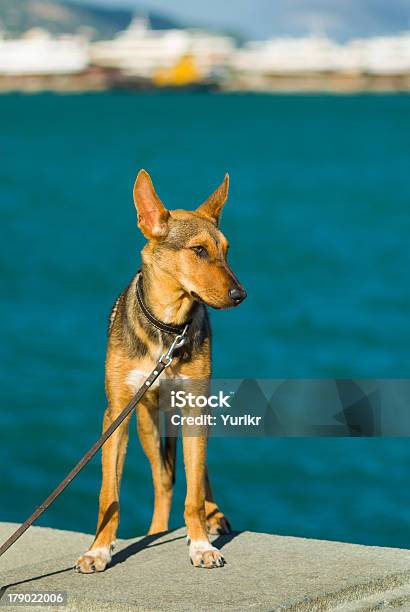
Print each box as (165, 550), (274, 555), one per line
(0, 309), (189, 559)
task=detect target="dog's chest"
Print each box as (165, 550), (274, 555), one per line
(125, 350), (187, 392)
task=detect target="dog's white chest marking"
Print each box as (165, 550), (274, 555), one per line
(125, 368), (189, 392)
(126, 368), (159, 391)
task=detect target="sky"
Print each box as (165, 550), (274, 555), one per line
(74, 0), (409, 40)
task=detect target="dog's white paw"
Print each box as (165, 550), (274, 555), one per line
(188, 539), (225, 568)
(75, 545), (113, 573)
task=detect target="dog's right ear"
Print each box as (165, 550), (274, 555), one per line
(133, 170), (169, 239)
(196, 173), (229, 225)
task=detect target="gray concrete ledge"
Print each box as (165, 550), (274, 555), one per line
(1, 522), (410, 611)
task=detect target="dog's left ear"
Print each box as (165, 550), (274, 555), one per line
(133, 169), (170, 239)
(196, 174), (229, 225)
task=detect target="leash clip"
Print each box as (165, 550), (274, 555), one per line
(158, 324), (189, 368)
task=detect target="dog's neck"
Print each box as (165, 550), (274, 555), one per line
(139, 263), (194, 326)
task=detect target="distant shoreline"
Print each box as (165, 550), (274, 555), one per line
(0, 69), (409, 94)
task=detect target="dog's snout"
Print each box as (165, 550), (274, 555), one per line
(228, 286), (247, 305)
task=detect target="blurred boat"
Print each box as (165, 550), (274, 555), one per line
(150, 54), (220, 90)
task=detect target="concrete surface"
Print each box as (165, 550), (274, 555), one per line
(1, 523), (410, 611)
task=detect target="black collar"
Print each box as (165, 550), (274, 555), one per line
(136, 272), (192, 336)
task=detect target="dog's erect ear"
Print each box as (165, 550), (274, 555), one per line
(133, 170), (170, 239)
(196, 174), (229, 225)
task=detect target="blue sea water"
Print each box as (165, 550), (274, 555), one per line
(1, 92), (410, 549)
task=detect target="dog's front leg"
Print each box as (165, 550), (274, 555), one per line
(75, 400), (132, 573)
(182, 432), (225, 568)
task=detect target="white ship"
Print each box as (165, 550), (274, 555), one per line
(233, 35), (339, 73)
(0, 28), (89, 75)
(340, 33), (410, 74)
(232, 32), (410, 75)
(91, 15), (235, 78)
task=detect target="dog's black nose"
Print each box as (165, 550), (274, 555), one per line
(229, 286), (247, 305)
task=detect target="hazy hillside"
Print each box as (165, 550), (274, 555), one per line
(264, 0), (409, 41)
(0, 0), (179, 39)
(127, 0), (409, 41)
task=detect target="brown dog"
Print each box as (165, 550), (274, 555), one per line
(75, 170), (246, 572)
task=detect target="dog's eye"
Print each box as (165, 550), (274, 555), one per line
(190, 246), (208, 258)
